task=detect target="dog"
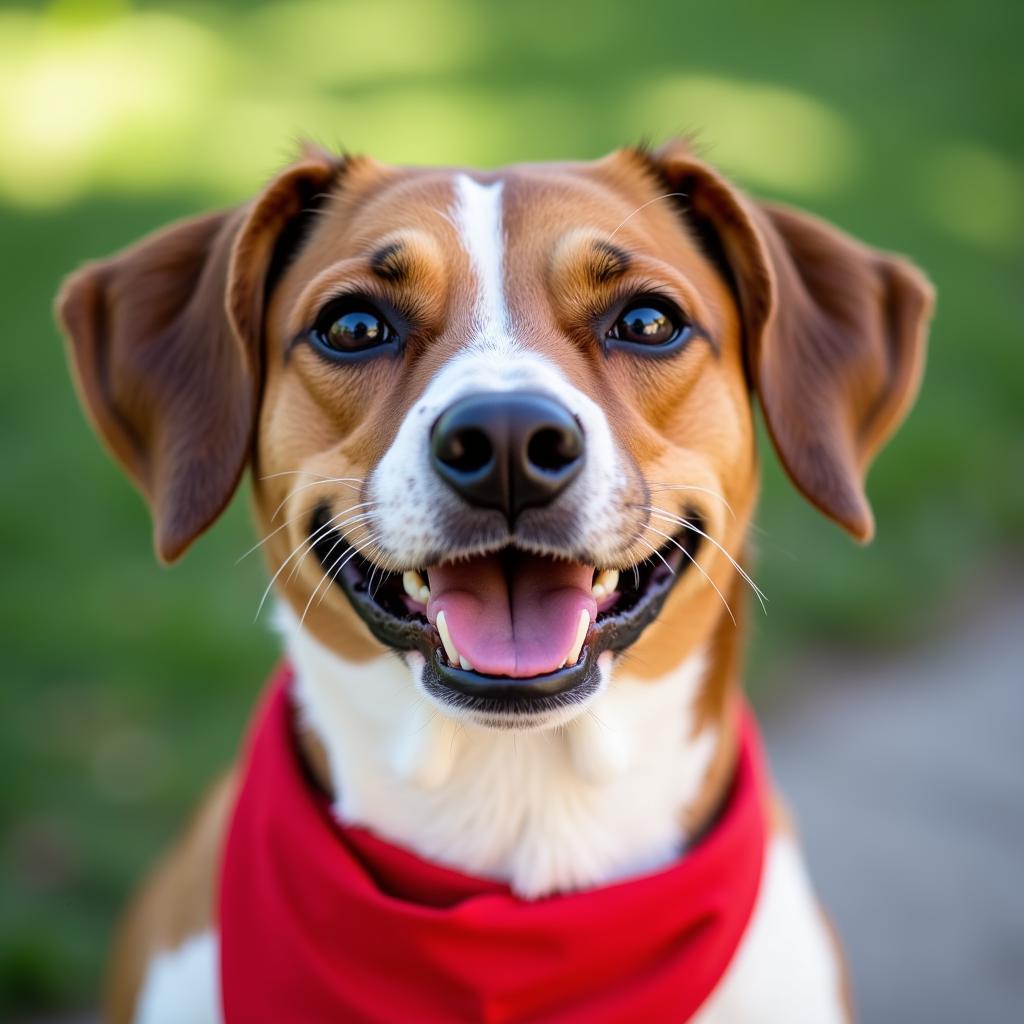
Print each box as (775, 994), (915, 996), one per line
(57, 138), (931, 1023)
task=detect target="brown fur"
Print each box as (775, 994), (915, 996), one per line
(104, 773), (237, 1023)
(57, 140), (931, 1022)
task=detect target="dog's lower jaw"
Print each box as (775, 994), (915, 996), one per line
(277, 603), (720, 899)
(388, 651), (626, 788)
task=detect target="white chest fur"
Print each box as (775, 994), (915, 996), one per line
(279, 606), (717, 898)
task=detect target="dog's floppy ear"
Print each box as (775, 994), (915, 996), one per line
(652, 140), (934, 541)
(56, 151), (344, 562)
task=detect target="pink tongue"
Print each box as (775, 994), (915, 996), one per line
(426, 553), (596, 677)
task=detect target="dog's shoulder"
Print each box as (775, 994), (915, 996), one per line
(105, 770), (237, 1024)
(694, 799), (853, 1024)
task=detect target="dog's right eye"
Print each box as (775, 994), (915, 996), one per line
(310, 298), (397, 358)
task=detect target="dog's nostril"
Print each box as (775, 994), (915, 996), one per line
(437, 427), (493, 475)
(430, 391), (585, 522)
(527, 426), (583, 473)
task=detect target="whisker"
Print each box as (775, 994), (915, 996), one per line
(271, 476), (366, 522)
(287, 524), (352, 598)
(634, 534), (676, 577)
(236, 506), (311, 564)
(237, 499), (378, 564)
(259, 470), (364, 483)
(305, 539), (366, 623)
(642, 523), (736, 625)
(255, 525), (335, 622)
(643, 482), (734, 518)
(367, 562), (383, 601)
(333, 532), (381, 586)
(306, 530), (382, 621)
(650, 509), (766, 609)
(254, 505), (370, 621)
(429, 206), (461, 232)
(607, 192), (687, 240)
(644, 507), (766, 613)
(284, 509), (378, 585)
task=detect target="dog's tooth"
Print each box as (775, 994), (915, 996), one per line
(418, 585), (431, 603)
(563, 609), (590, 668)
(403, 570), (427, 603)
(593, 569), (619, 596)
(459, 656), (475, 672)
(436, 611), (461, 666)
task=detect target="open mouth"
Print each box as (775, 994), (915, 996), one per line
(309, 506), (702, 722)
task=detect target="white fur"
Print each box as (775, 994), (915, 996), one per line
(694, 836), (847, 1023)
(135, 930), (220, 1024)
(453, 174), (512, 346)
(282, 605), (717, 898)
(367, 172), (634, 570)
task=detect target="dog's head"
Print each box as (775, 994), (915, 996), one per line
(57, 141), (931, 729)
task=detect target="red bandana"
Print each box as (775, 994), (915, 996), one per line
(219, 666), (768, 1023)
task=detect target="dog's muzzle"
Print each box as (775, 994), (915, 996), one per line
(430, 391), (584, 526)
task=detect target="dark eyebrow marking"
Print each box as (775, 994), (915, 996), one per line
(369, 242), (407, 283)
(591, 240), (631, 283)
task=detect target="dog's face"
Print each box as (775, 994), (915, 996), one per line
(57, 142), (932, 731)
(256, 153), (758, 725)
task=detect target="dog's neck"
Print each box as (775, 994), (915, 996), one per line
(278, 603), (738, 899)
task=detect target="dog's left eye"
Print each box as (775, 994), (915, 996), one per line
(606, 298), (691, 353)
(311, 298), (396, 356)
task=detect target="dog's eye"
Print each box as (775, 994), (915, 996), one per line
(607, 298), (691, 353)
(311, 298), (395, 356)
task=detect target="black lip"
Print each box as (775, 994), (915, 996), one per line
(309, 507), (700, 717)
(421, 647), (603, 724)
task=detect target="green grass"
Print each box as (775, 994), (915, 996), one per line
(1, 0), (1022, 1012)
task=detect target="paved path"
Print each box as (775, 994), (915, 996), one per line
(762, 581), (1024, 1023)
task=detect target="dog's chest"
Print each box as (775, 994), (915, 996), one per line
(286, 611), (716, 898)
(134, 835), (846, 1024)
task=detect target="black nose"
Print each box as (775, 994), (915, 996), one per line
(430, 391), (584, 523)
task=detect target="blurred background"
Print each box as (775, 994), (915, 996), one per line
(0, 0), (1020, 1019)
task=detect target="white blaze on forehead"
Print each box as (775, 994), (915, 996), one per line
(451, 173), (513, 347)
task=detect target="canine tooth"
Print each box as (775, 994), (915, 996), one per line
(592, 569), (619, 598)
(403, 570), (427, 603)
(436, 611), (460, 666)
(563, 609), (590, 668)
(459, 656), (475, 671)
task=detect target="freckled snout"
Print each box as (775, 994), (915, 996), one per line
(430, 391), (584, 525)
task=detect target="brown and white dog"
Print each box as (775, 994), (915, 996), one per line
(57, 139), (931, 1023)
